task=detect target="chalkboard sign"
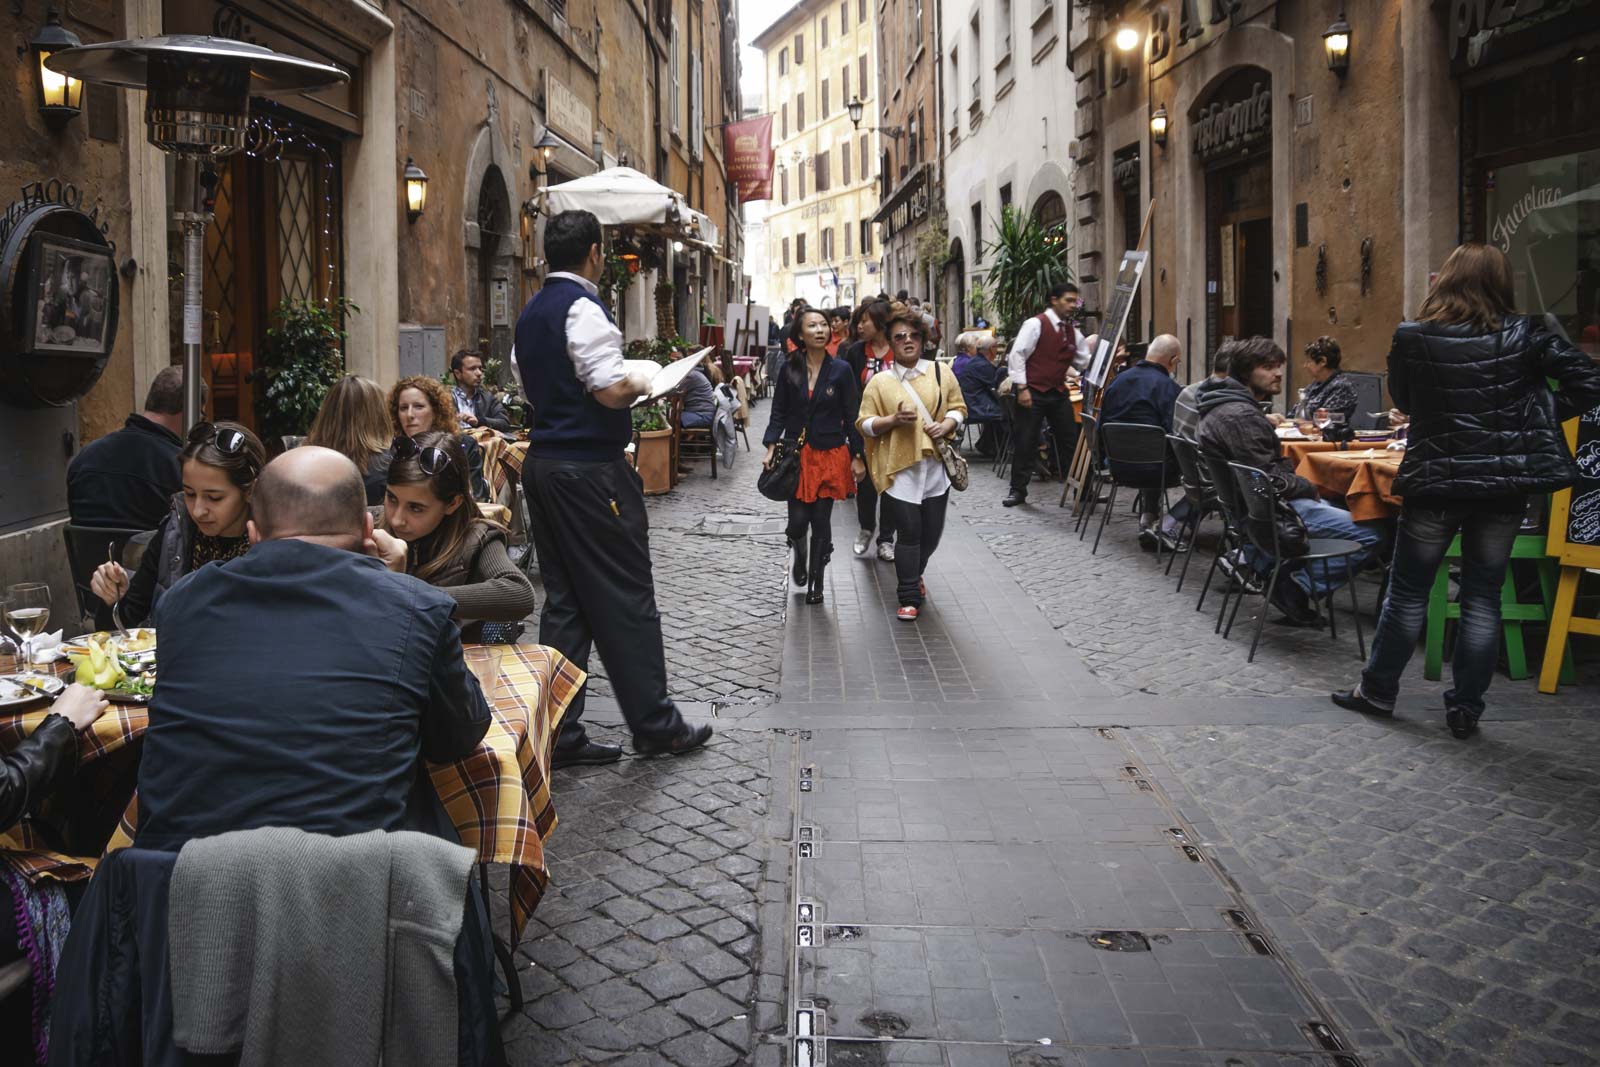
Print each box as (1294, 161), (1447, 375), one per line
(1546, 404), (1600, 565)
(1085, 250), (1148, 390)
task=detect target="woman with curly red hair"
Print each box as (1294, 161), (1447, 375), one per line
(382, 375), (488, 500)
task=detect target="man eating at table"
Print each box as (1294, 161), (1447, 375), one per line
(135, 445), (491, 846)
(1197, 337), (1382, 624)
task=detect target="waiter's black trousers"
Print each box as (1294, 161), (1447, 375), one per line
(525, 454), (682, 749)
(1009, 389), (1080, 494)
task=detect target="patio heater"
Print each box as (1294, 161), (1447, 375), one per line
(45, 36), (347, 429)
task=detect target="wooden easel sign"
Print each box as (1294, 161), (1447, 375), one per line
(1539, 405), (1600, 693)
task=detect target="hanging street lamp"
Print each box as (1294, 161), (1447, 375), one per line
(403, 157), (429, 222)
(30, 8), (84, 131)
(1150, 105), (1169, 148)
(1323, 12), (1352, 77)
(45, 35), (347, 429)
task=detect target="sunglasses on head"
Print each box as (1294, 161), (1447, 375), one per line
(392, 434), (454, 477)
(189, 422), (248, 455)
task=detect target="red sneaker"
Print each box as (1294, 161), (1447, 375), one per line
(896, 605), (919, 622)
(918, 579), (927, 599)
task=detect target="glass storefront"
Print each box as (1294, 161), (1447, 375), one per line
(1485, 149), (1600, 358)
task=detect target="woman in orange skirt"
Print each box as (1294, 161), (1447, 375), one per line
(763, 307), (866, 604)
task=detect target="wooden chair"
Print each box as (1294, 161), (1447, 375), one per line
(1424, 533), (1574, 684)
(666, 393), (719, 481)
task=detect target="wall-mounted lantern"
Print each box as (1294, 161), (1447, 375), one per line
(1323, 12), (1352, 77)
(1114, 25), (1142, 52)
(531, 128), (562, 175)
(1150, 105), (1169, 148)
(31, 8), (84, 131)
(404, 157), (428, 222)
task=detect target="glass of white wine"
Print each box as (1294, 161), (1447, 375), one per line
(0, 597), (18, 674)
(5, 583), (51, 668)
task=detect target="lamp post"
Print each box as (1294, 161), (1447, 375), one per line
(403, 157), (429, 222)
(46, 35), (347, 430)
(1323, 12), (1352, 77)
(30, 8), (84, 131)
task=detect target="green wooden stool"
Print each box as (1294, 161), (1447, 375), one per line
(1424, 533), (1574, 683)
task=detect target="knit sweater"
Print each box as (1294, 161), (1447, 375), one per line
(856, 363), (968, 494)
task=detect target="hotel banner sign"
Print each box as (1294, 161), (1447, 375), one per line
(725, 116), (774, 203)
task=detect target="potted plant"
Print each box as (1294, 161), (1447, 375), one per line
(984, 207), (1072, 338)
(632, 402), (673, 495)
(255, 296), (358, 443)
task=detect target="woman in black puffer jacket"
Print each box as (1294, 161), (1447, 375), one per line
(1333, 244), (1600, 738)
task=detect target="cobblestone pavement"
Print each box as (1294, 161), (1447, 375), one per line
(499, 727), (791, 1066)
(1142, 718), (1600, 1066)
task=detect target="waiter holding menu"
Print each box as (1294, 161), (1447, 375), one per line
(515, 209), (713, 767)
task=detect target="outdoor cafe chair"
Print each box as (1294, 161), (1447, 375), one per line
(63, 523), (149, 631)
(1089, 422), (1173, 561)
(1165, 434), (1222, 592)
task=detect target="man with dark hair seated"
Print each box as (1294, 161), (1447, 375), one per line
(450, 349), (512, 432)
(1197, 337), (1382, 623)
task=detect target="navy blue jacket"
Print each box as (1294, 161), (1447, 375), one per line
(953, 353), (1003, 422)
(136, 539), (491, 851)
(763, 354), (862, 454)
(67, 413), (182, 531)
(516, 275), (632, 461)
(1099, 360), (1182, 433)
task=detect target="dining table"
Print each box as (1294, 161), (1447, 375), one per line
(1288, 440), (1405, 521)
(0, 642), (581, 940)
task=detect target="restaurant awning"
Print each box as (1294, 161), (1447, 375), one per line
(536, 166), (715, 243)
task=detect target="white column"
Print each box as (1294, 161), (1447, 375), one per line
(123, 0), (168, 403)
(340, 17), (399, 383)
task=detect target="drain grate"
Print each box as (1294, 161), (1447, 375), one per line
(1087, 930), (1152, 952)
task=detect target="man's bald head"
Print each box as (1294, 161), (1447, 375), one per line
(251, 447), (368, 546)
(1148, 334), (1182, 369)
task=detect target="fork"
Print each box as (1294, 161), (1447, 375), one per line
(107, 542), (126, 632)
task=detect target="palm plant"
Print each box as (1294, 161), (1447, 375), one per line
(984, 207), (1072, 338)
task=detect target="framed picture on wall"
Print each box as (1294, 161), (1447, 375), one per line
(25, 232), (116, 357)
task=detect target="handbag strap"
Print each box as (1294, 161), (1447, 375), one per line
(791, 360), (825, 446)
(898, 364), (943, 432)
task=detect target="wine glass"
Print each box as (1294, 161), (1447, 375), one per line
(0, 597), (18, 674)
(5, 583), (51, 668)
(1312, 408), (1331, 436)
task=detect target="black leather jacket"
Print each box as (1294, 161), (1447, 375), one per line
(0, 713), (78, 831)
(1389, 315), (1600, 499)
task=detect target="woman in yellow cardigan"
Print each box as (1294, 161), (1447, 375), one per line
(856, 310), (968, 621)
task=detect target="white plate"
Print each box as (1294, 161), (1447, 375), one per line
(60, 629), (158, 658)
(0, 672), (66, 709)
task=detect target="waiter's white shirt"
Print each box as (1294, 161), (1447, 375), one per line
(510, 272), (626, 392)
(862, 360), (965, 504)
(1007, 308), (1093, 387)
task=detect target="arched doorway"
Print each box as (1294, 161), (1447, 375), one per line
(943, 238), (967, 330)
(1191, 67), (1273, 357)
(1032, 191), (1067, 240)
(468, 165), (518, 369)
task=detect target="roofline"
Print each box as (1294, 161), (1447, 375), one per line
(750, 0), (813, 50)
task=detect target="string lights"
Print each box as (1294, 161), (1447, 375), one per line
(238, 113), (341, 305)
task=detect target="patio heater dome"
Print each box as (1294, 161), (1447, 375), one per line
(45, 35), (346, 154)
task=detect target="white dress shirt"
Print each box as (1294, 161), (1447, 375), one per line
(510, 272), (626, 392)
(862, 360), (965, 504)
(1007, 308), (1094, 387)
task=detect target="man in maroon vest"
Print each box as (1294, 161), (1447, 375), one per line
(1003, 282), (1093, 506)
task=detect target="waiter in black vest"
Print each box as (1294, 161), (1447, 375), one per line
(515, 210), (712, 767)
(1003, 282), (1094, 507)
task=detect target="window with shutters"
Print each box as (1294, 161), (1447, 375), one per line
(815, 150), (831, 193)
(972, 203), (984, 262)
(799, 159), (807, 197)
(669, 19), (681, 136)
(845, 221), (853, 256)
(794, 33), (804, 63)
(690, 52), (703, 160)
(860, 55), (869, 100)
(798, 233), (807, 264)
(797, 93), (806, 130)
(860, 135), (869, 178)
(840, 2), (849, 33)
(782, 102), (789, 138)
(859, 0), (867, 24)
(779, 47), (788, 75)
(842, 141), (852, 184)
(782, 236), (790, 267)
(860, 219), (872, 254)
(1000, 182), (1013, 210)
(997, 0), (1013, 59)
(781, 168), (789, 204)
(918, 105), (926, 166)
(821, 17), (828, 47)
(822, 228), (834, 260)
(822, 78), (830, 119)
(908, 112), (919, 167)
(842, 64), (851, 105)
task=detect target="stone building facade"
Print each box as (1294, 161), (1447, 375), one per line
(1070, 0), (1599, 395)
(754, 0), (883, 309)
(871, 0), (944, 313)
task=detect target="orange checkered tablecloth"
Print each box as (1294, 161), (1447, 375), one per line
(0, 643), (580, 940)
(489, 440), (529, 500)
(1294, 447), (1405, 522)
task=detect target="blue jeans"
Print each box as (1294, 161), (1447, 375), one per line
(1360, 505), (1522, 716)
(680, 409), (713, 429)
(1244, 498), (1383, 596)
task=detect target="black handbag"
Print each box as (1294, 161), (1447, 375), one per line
(757, 371), (821, 502)
(1270, 498), (1311, 558)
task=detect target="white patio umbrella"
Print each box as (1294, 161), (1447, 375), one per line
(536, 166), (716, 243)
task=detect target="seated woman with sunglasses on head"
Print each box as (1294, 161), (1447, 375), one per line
(385, 375), (490, 502)
(89, 421), (266, 625)
(382, 431), (535, 642)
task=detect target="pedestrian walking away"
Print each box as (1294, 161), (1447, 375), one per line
(514, 208), (712, 768)
(857, 309), (968, 621)
(841, 300), (898, 559)
(1004, 282), (1093, 507)
(764, 307), (866, 605)
(1332, 243), (1600, 738)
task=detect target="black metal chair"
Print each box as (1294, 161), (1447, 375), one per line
(1198, 451), (1265, 631)
(1165, 435), (1222, 592)
(62, 524), (149, 631)
(1090, 423), (1172, 559)
(1225, 462), (1369, 663)
(1071, 413), (1111, 536)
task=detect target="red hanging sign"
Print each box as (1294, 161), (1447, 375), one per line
(724, 116), (774, 203)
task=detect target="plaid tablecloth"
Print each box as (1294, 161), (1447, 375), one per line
(0, 644), (581, 940)
(488, 440), (529, 500)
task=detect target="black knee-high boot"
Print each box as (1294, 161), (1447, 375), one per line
(787, 502), (810, 586)
(806, 537), (831, 604)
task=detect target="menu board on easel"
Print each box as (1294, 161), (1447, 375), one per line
(1546, 406), (1600, 567)
(1084, 250), (1148, 391)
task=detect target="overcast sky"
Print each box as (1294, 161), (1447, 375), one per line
(738, 0), (792, 106)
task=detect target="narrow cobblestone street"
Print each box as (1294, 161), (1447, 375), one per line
(499, 426), (1600, 1066)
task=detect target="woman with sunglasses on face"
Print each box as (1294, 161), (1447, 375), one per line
(385, 375), (490, 502)
(841, 300), (897, 560)
(383, 431), (535, 642)
(763, 307), (866, 605)
(90, 421), (266, 625)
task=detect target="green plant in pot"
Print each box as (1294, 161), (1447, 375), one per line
(984, 207), (1072, 338)
(255, 297), (357, 441)
(631, 402), (667, 432)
